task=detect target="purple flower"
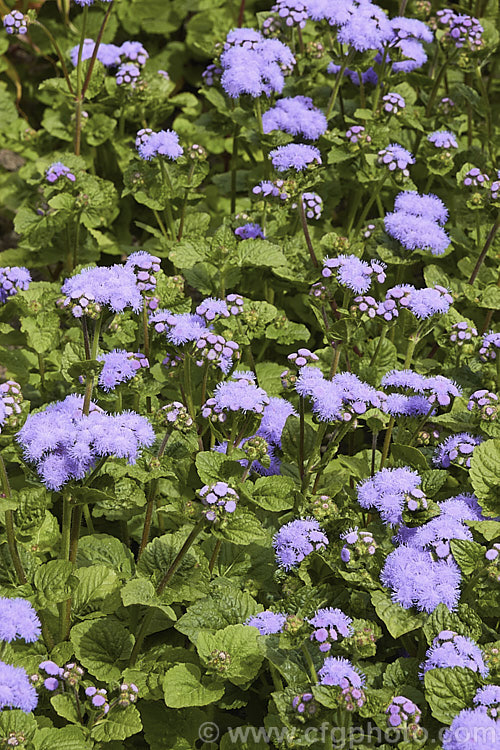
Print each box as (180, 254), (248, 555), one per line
(378, 143), (414, 178)
(450, 321), (478, 345)
(136, 128), (183, 161)
(199, 481), (239, 521)
(411, 515), (473, 561)
(0, 598), (41, 643)
(125, 251), (161, 293)
(269, 144), (321, 172)
(439, 494), (483, 522)
(60, 265), (142, 318)
(317, 656), (365, 689)
(3, 10), (28, 35)
(0, 661), (38, 712)
(234, 223), (265, 239)
(70, 40), (122, 68)
(0, 266), (31, 304)
(195, 332), (239, 373)
(74, 0), (112, 5)
(307, 608), (353, 652)
(434, 433), (483, 469)
(214, 436), (281, 477)
(345, 125), (371, 146)
(428, 130), (458, 149)
(257, 397), (296, 447)
(272, 0), (308, 28)
(437, 9), (484, 51)
(380, 546), (461, 613)
(336, 3), (393, 52)
(357, 467), (423, 525)
(443, 708), (500, 750)
(328, 61), (378, 86)
(393, 191), (449, 225)
(46, 162), (76, 183)
(262, 96), (327, 140)
(245, 611), (287, 634)
(17, 395), (154, 490)
(467, 389), (498, 421)
(196, 298), (230, 321)
(220, 38), (295, 98)
(384, 213), (450, 255)
(202, 373), (270, 421)
(253, 180), (290, 201)
(202, 64), (222, 86)
(386, 695), (422, 729)
(390, 16), (433, 43)
(474, 685), (500, 718)
(322, 254), (386, 293)
(479, 331), (500, 361)
(223, 28), (264, 50)
(382, 92), (406, 115)
(421, 631), (488, 677)
(273, 517), (328, 569)
(40, 660), (64, 677)
(119, 41), (148, 66)
(97, 350), (148, 391)
(116, 62), (140, 86)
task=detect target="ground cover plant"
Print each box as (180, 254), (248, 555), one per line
(0, 0), (500, 747)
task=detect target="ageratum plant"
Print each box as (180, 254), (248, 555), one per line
(0, 0), (499, 748)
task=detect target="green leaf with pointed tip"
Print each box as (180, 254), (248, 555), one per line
(71, 616), (134, 681)
(424, 667), (479, 724)
(196, 624), (263, 687)
(90, 705), (142, 742)
(163, 663), (225, 708)
(371, 591), (425, 639)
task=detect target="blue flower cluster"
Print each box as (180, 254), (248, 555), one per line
(0, 266), (31, 304)
(384, 191), (450, 255)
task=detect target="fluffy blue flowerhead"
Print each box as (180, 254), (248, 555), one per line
(46, 162), (76, 184)
(393, 191), (449, 225)
(257, 397), (296, 447)
(322, 254), (386, 293)
(119, 41), (148, 65)
(17, 396), (155, 490)
(70, 40), (122, 68)
(272, 0), (308, 28)
(273, 517), (328, 569)
(437, 9), (484, 51)
(317, 655), (365, 689)
(411, 515), (473, 561)
(60, 265), (142, 318)
(0, 661), (38, 712)
(234, 223), (265, 239)
(442, 708), (500, 750)
(195, 332), (239, 374)
(220, 38), (295, 98)
(384, 213), (450, 255)
(378, 143), (415, 178)
(390, 16), (433, 43)
(336, 2), (393, 52)
(199, 481), (239, 521)
(474, 685), (500, 717)
(357, 467), (423, 525)
(433, 433), (483, 469)
(97, 350), (149, 391)
(116, 62), (140, 86)
(421, 630), (489, 677)
(467, 389), (498, 421)
(380, 546), (461, 613)
(307, 608), (353, 652)
(125, 251), (161, 293)
(136, 128), (183, 161)
(269, 144), (321, 172)
(196, 298), (230, 321)
(0, 598), (41, 643)
(202, 373), (270, 421)
(439, 494), (483, 522)
(245, 611), (287, 635)
(382, 92), (406, 115)
(262, 96), (327, 140)
(428, 130), (458, 149)
(0, 266), (31, 304)
(386, 695), (422, 729)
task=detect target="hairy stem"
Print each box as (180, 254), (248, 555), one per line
(298, 195), (319, 267)
(137, 430), (171, 559)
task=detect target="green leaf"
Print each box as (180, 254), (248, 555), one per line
(0, 710), (37, 743)
(33, 560), (76, 608)
(391, 444), (428, 471)
(50, 694), (80, 724)
(71, 616), (134, 681)
(423, 602), (482, 644)
(371, 591), (425, 638)
(195, 451), (243, 484)
(450, 539), (484, 575)
(213, 507), (270, 546)
(71, 564), (121, 617)
(424, 667), (479, 724)
(34, 726), (93, 750)
(466, 520), (500, 541)
(163, 663), (225, 708)
(235, 240), (287, 269)
(176, 580), (260, 643)
(196, 624), (263, 687)
(121, 578), (177, 620)
(249, 475), (295, 512)
(470, 439), (500, 514)
(90, 705), (142, 742)
(76, 533), (135, 575)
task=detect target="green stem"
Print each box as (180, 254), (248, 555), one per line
(80, 1), (114, 99)
(82, 313), (103, 415)
(83, 503), (94, 533)
(1, 456), (26, 585)
(372, 44), (389, 113)
(177, 162), (195, 241)
(153, 209), (169, 238)
(34, 21), (74, 95)
(301, 643), (318, 683)
(159, 160), (176, 240)
(129, 519), (205, 666)
(425, 56), (451, 117)
(326, 54), (352, 118)
(468, 216), (500, 285)
(208, 539), (222, 574)
(298, 194), (319, 268)
(61, 504), (82, 641)
(299, 397), (305, 479)
(137, 430), (171, 559)
(71, 210), (83, 272)
(368, 325), (388, 368)
(353, 175), (387, 236)
(230, 125), (240, 214)
(254, 97), (264, 135)
(183, 355), (196, 420)
(73, 6), (88, 156)
(407, 405), (435, 447)
(475, 64), (492, 160)
(379, 416), (395, 470)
